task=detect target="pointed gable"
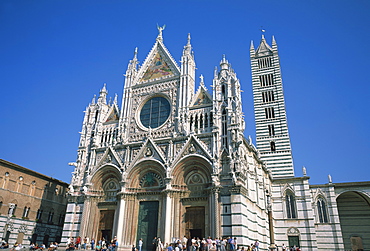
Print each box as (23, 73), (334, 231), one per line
(171, 135), (212, 169)
(95, 147), (124, 169)
(128, 138), (167, 169)
(137, 41), (180, 83)
(104, 105), (120, 124)
(191, 85), (212, 107)
(256, 35), (273, 56)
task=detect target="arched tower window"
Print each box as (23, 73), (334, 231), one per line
(317, 197), (329, 223)
(221, 109), (228, 147)
(270, 141), (276, 152)
(285, 191), (297, 219)
(221, 84), (227, 102)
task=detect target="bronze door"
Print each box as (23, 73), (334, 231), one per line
(136, 201), (159, 251)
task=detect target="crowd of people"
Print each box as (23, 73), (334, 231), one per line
(131, 236), (301, 251)
(0, 236), (301, 251)
(66, 236), (118, 251)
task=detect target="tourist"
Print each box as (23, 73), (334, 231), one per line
(138, 239), (143, 251)
(91, 239), (95, 250)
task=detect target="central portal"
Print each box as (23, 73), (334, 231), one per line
(136, 201), (159, 251)
(185, 207), (205, 239)
(98, 210), (115, 243)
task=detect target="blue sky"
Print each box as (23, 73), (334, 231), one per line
(1, 0), (369, 184)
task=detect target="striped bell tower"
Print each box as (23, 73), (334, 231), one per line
(250, 35), (295, 178)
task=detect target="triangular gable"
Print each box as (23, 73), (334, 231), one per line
(128, 138), (167, 170)
(104, 105), (120, 124)
(256, 36), (273, 56)
(282, 183), (295, 196)
(95, 147), (124, 169)
(137, 41), (180, 83)
(171, 135), (212, 169)
(191, 85), (212, 107)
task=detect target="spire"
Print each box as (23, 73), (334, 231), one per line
(220, 54), (229, 70)
(272, 35), (278, 51)
(126, 47), (139, 75)
(250, 40), (255, 51)
(98, 83), (108, 104)
(91, 94), (96, 105)
(133, 47), (138, 61)
(183, 33), (193, 56)
(156, 24), (166, 42)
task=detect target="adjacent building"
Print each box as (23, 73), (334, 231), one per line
(0, 159), (68, 246)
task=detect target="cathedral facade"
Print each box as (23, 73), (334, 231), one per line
(62, 30), (370, 251)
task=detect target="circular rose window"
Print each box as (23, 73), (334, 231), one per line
(140, 96), (170, 128)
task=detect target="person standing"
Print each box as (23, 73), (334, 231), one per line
(91, 239), (95, 250)
(138, 239), (143, 251)
(152, 237), (158, 251)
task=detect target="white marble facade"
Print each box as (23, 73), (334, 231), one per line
(61, 30), (370, 251)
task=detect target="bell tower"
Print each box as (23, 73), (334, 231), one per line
(250, 35), (295, 178)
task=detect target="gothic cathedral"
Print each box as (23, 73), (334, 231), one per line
(62, 29), (370, 251)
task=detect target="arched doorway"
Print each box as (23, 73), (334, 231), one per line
(337, 191), (370, 251)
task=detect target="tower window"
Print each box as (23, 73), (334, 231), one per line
(258, 57), (272, 69)
(265, 107), (275, 119)
(268, 125), (275, 136)
(270, 141), (276, 152)
(262, 91), (275, 103)
(317, 198), (329, 223)
(221, 84), (227, 102)
(221, 109), (228, 147)
(259, 74), (274, 87)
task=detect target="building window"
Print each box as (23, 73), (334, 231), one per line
(22, 207), (30, 218)
(36, 209), (43, 220)
(262, 91), (275, 103)
(58, 214), (65, 225)
(258, 57), (272, 69)
(259, 74), (274, 87)
(140, 96), (171, 129)
(221, 109), (228, 147)
(286, 192), (297, 218)
(317, 198), (329, 223)
(265, 107), (275, 119)
(268, 124), (275, 136)
(8, 204), (17, 216)
(221, 84), (227, 102)
(48, 211), (54, 223)
(270, 141), (276, 152)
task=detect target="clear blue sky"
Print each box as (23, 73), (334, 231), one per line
(1, 0), (369, 184)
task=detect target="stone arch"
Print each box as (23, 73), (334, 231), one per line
(336, 191), (370, 251)
(171, 155), (212, 196)
(90, 164), (122, 194)
(126, 160), (166, 189)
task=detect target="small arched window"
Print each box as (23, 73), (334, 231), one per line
(270, 141), (276, 152)
(285, 191), (297, 219)
(317, 197), (329, 223)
